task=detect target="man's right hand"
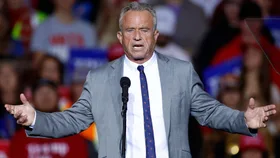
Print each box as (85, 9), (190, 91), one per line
(5, 93), (35, 126)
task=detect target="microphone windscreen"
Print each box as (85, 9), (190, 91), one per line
(120, 77), (131, 88)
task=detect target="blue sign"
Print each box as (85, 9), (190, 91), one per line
(65, 48), (108, 85)
(202, 56), (242, 97)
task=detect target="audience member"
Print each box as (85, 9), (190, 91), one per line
(211, 1), (274, 65)
(37, 55), (64, 85)
(201, 74), (241, 158)
(239, 134), (269, 158)
(31, 0), (97, 64)
(0, 59), (21, 139)
(10, 2), (48, 53)
(194, 0), (242, 77)
(7, 0), (30, 28)
(217, 74), (241, 109)
(154, 5), (191, 62)
(211, 1), (280, 89)
(173, 0), (208, 55)
(239, 44), (280, 110)
(96, 0), (127, 48)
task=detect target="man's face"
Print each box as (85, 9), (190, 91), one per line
(34, 86), (58, 112)
(40, 58), (61, 84)
(0, 64), (18, 92)
(117, 10), (159, 64)
(221, 89), (240, 109)
(224, 1), (240, 25)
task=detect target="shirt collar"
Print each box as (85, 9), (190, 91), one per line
(124, 52), (157, 71)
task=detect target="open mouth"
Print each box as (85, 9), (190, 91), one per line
(133, 44), (144, 48)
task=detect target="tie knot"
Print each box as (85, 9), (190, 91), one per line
(137, 65), (144, 72)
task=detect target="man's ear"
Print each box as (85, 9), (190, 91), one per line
(154, 30), (159, 41)
(117, 31), (123, 44)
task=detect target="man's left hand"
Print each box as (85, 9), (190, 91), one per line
(245, 98), (277, 129)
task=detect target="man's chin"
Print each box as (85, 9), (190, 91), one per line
(130, 53), (145, 61)
(126, 51), (152, 63)
(127, 55), (146, 63)
(133, 57), (145, 61)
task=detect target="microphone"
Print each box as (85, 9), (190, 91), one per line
(120, 77), (131, 158)
(120, 77), (131, 104)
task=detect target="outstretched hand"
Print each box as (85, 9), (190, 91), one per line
(245, 98), (276, 129)
(5, 93), (35, 126)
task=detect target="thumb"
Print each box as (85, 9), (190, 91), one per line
(20, 93), (29, 105)
(249, 98), (255, 109)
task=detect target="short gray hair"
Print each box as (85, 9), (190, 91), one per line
(119, 2), (157, 31)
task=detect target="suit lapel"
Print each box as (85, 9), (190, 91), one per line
(108, 56), (125, 134)
(157, 53), (173, 138)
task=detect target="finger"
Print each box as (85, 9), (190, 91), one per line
(20, 93), (29, 105)
(4, 104), (12, 113)
(5, 104), (24, 115)
(11, 106), (15, 115)
(14, 110), (23, 119)
(262, 123), (267, 128)
(263, 104), (276, 112)
(4, 104), (9, 110)
(263, 116), (269, 123)
(4, 104), (13, 112)
(249, 98), (255, 109)
(17, 115), (27, 124)
(265, 116), (268, 121)
(265, 110), (277, 117)
(6, 105), (16, 115)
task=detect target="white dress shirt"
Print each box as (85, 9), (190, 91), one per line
(123, 53), (169, 158)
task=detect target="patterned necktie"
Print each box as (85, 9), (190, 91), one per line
(137, 65), (156, 158)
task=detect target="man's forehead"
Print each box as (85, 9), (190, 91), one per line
(123, 10), (154, 19)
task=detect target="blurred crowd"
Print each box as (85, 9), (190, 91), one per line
(0, 0), (280, 158)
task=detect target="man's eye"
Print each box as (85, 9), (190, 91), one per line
(141, 29), (149, 32)
(126, 29), (134, 32)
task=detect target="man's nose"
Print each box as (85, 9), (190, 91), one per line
(133, 30), (142, 41)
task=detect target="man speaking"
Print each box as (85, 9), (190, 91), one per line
(5, 2), (277, 158)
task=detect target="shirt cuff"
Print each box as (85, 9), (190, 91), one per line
(244, 117), (258, 135)
(29, 111), (37, 128)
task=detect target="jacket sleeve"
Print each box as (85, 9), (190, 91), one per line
(188, 64), (257, 136)
(26, 71), (94, 138)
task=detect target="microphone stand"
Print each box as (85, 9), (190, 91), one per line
(121, 93), (128, 158)
(119, 77), (130, 158)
